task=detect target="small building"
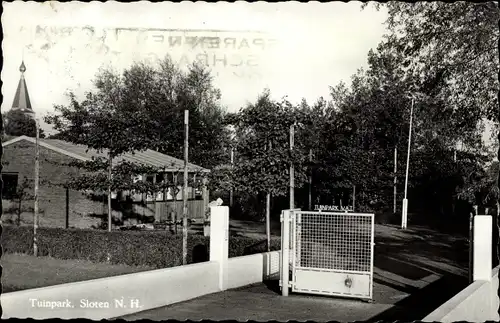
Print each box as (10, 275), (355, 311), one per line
(2, 135), (210, 229)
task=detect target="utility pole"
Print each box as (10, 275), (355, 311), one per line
(230, 147), (234, 207)
(393, 145), (397, 214)
(402, 98), (414, 229)
(34, 118), (40, 257)
(182, 110), (189, 265)
(290, 124), (295, 210)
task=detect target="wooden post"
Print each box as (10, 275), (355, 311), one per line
(107, 147), (113, 232)
(266, 193), (271, 252)
(65, 187), (69, 229)
(266, 140), (272, 251)
(290, 124), (295, 210)
(393, 145), (397, 214)
(192, 173), (197, 199)
(141, 173), (147, 224)
(182, 110), (189, 265)
(173, 173), (178, 233)
(153, 173), (158, 222)
(34, 118), (40, 256)
(352, 185), (356, 212)
(230, 148), (234, 207)
(203, 176), (209, 237)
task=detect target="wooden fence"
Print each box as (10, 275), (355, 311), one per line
(153, 200), (206, 222)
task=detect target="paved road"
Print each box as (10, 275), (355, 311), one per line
(119, 282), (393, 322)
(120, 224), (470, 321)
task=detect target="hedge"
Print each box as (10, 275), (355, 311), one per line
(0, 226), (281, 269)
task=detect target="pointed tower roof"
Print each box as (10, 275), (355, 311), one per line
(11, 61), (34, 115)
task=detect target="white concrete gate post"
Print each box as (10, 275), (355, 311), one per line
(281, 210), (290, 296)
(473, 215), (492, 281)
(209, 206), (229, 291)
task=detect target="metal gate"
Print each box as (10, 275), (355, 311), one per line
(280, 209), (374, 301)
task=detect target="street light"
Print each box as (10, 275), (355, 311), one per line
(402, 97), (415, 229)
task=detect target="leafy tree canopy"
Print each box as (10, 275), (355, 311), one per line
(45, 57), (232, 194)
(3, 110), (45, 138)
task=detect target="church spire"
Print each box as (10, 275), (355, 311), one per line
(11, 60), (34, 116)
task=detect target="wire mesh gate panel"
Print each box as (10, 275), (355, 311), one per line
(281, 210), (374, 300)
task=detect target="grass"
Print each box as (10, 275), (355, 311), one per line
(1, 253), (155, 293)
(0, 218), (279, 293)
(1, 216), (469, 299)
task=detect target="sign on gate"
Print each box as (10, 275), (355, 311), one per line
(314, 205), (354, 212)
(280, 210), (374, 301)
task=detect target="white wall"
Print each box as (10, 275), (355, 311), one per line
(2, 205), (281, 320)
(1, 250), (282, 320)
(423, 216), (497, 323)
(1, 261), (220, 320)
(228, 254), (264, 289)
(423, 267), (500, 323)
(227, 251), (281, 290)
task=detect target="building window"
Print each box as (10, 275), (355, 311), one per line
(2, 173), (19, 200)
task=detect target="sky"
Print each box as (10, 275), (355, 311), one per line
(1, 1), (389, 135)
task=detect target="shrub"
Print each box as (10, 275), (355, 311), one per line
(0, 226), (281, 268)
(229, 236), (281, 257)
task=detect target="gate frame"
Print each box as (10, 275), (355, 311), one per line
(281, 209), (375, 301)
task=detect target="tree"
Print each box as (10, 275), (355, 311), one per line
(321, 33), (490, 216)
(220, 90), (309, 248)
(111, 59), (231, 170)
(47, 58), (231, 168)
(361, 1), (498, 222)
(367, 2), (499, 122)
(45, 57), (230, 231)
(6, 177), (35, 226)
(3, 110), (45, 138)
(46, 66), (159, 232)
(229, 90), (308, 196)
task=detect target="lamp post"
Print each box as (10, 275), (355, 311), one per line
(402, 97), (415, 229)
(290, 123), (295, 210)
